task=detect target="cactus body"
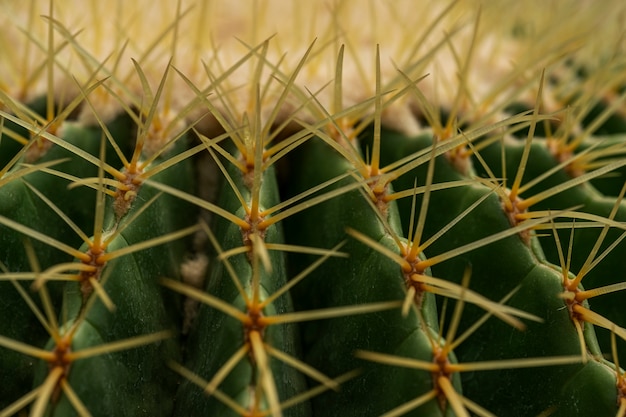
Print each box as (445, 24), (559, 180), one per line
(1, 1), (626, 416)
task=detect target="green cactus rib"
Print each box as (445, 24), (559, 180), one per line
(472, 135), (626, 358)
(32, 236), (180, 417)
(282, 134), (457, 417)
(172, 145), (311, 416)
(0, 117), (120, 409)
(554, 357), (625, 417)
(0, 107), (199, 415)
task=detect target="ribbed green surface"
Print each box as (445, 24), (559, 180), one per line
(1, 7), (626, 414)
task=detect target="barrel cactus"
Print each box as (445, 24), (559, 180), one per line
(1, 1), (626, 416)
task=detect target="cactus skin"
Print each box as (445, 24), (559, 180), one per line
(283, 135), (455, 416)
(2, 1), (626, 417)
(173, 151), (311, 417)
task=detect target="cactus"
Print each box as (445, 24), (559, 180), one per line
(2, 1), (626, 416)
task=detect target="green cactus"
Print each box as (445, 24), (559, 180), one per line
(2, 1), (626, 416)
